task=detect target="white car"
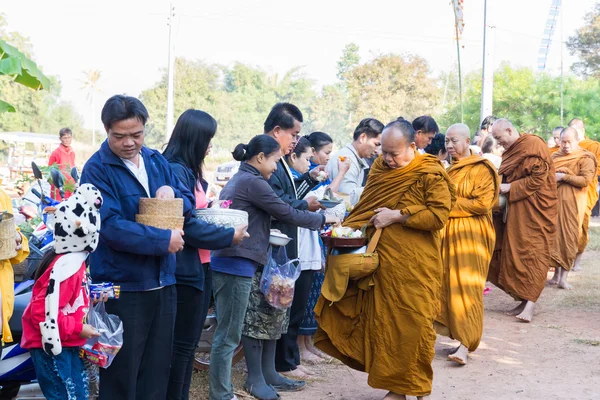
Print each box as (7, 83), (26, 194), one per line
(214, 161), (240, 187)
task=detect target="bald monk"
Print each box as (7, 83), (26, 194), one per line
(549, 126), (563, 155)
(435, 124), (499, 365)
(547, 127), (597, 289)
(487, 119), (558, 322)
(314, 119), (455, 400)
(568, 118), (600, 271)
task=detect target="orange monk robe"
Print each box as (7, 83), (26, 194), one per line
(315, 154), (455, 397)
(435, 156), (499, 352)
(549, 145), (560, 155)
(488, 134), (558, 303)
(576, 139), (600, 253)
(550, 149), (597, 270)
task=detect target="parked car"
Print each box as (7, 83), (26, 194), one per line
(214, 160), (240, 187)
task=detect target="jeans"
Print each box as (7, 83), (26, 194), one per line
(209, 271), (253, 400)
(99, 286), (177, 400)
(167, 272), (212, 399)
(30, 347), (88, 400)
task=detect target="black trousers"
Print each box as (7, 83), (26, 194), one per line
(167, 265), (212, 400)
(99, 286), (177, 400)
(275, 269), (315, 371)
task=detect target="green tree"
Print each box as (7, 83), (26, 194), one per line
(567, 3), (600, 78)
(344, 53), (441, 125)
(336, 43), (360, 81)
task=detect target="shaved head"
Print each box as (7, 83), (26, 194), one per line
(381, 119), (417, 169)
(568, 118), (585, 139)
(559, 127), (580, 154)
(491, 118), (520, 150)
(445, 123), (472, 160)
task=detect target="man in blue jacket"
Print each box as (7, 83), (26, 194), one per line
(81, 95), (247, 400)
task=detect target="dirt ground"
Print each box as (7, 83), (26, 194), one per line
(192, 238), (600, 400)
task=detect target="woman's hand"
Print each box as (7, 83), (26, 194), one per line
(15, 230), (22, 251)
(79, 324), (100, 339)
(232, 224), (250, 245)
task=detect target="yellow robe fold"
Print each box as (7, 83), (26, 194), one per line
(551, 149), (596, 270)
(576, 139), (600, 253)
(0, 188), (30, 344)
(315, 154), (455, 397)
(435, 156), (499, 352)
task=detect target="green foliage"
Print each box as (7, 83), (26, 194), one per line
(439, 63), (600, 140)
(567, 3), (600, 78)
(0, 15), (85, 140)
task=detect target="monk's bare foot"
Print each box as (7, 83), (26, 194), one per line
(573, 253), (583, 271)
(448, 344), (468, 365)
(516, 301), (535, 323)
(306, 338), (333, 361)
(546, 278), (559, 286)
(383, 392), (406, 400)
(281, 368), (310, 380)
(558, 281), (573, 290)
(506, 300), (527, 316)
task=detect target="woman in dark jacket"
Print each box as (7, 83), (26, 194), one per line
(163, 109), (236, 400)
(209, 135), (338, 400)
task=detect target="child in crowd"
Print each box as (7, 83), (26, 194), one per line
(21, 184), (103, 400)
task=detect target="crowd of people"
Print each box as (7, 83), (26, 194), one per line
(4, 92), (598, 400)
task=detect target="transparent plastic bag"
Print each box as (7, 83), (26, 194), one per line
(260, 246), (301, 309)
(79, 301), (124, 368)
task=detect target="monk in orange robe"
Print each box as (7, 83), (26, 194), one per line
(547, 127), (597, 289)
(314, 118), (455, 400)
(435, 123), (499, 365)
(567, 118), (600, 271)
(549, 126), (562, 155)
(487, 119), (558, 323)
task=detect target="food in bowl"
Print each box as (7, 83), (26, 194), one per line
(195, 208), (248, 228)
(269, 231), (292, 246)
(330, 227), (364, 238)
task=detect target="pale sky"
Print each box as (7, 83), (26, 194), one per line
(2, 0), (597, 131)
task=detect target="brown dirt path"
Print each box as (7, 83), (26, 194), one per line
(192, 251), (600, 400)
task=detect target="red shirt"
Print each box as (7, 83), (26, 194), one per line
(48, 145), (76, 168)
(48, 145), (76, 200)
(21, 255), (89, 349)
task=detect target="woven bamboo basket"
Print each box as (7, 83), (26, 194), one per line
(135, 214), (184, 230)
(139, 198), (183, 218)
(0, 213), (17, 260)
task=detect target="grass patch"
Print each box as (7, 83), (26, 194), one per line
(573, 338), (600, 346)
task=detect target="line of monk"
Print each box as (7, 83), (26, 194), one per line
(314, 116), (596, 399)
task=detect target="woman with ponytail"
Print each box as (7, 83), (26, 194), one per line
(209, 135), (339, 400)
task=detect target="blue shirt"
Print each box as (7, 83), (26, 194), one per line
(210, 256), (258, 278)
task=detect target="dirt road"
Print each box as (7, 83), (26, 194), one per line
(192, 250), (600, 400)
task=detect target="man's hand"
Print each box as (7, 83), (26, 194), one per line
(232, 224), (250, 245)
(79, 324), (100, 339)
(15, 230), (22, 251)
(309, 165), (328, 181)
(370, 207), (407, 229)
(555, 172), (566, 182)
(500, 183), (511, 194)
(168, 229), (185, 253)
(338, 158), (351, 175)
(156, 186), (175, 199)
(306, 196), (325, 211)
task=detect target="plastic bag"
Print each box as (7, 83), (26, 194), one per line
(260, 246), (301, 309)
(79, 301), (124, 368)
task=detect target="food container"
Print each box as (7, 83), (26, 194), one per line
(320, 234), (367, 248)
(269, 232), (292, 247)
(135, 214), (184, 230)
(319, 200), (342, 208)
(0, 212), (17, 260)
(195, 209), (248, 228)
(139, 198), (183, 218)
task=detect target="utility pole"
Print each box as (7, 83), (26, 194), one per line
(560, 7), (564, 126)
(480, 0), (494, 124)
(165, 3), (175, 142)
